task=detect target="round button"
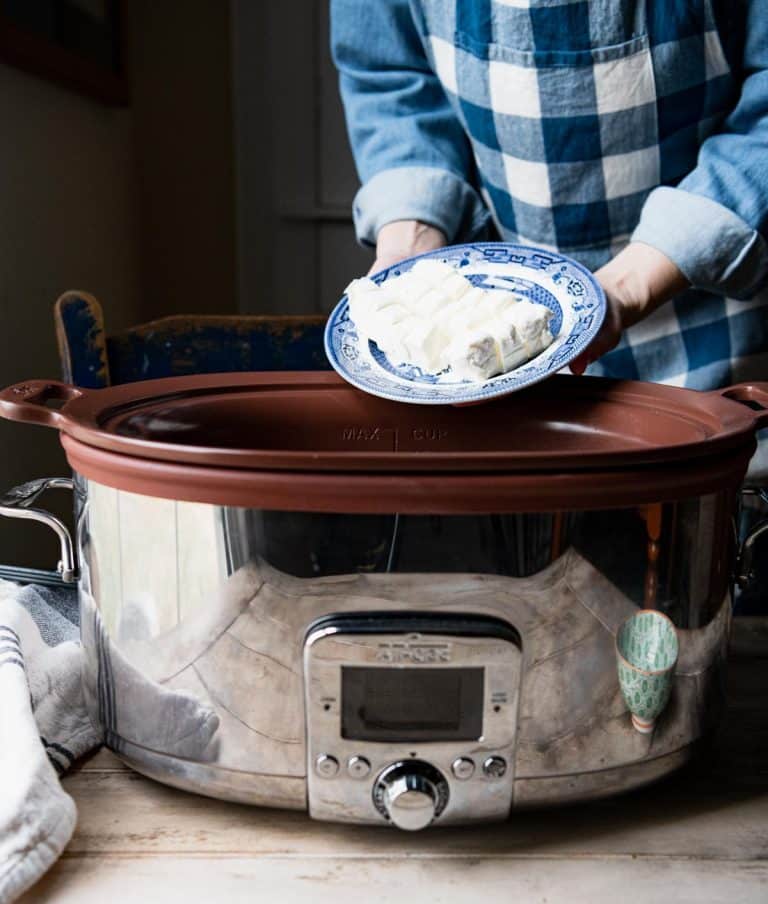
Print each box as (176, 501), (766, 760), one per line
(383, 775), (438, 831)
(315, 754), (340, 778)
(347, 755), (371, 779)
(483, 756), (507, 779)
(373, 760), (449, 831)
(451, 757), (475, 780)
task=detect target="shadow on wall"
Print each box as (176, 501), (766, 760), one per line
(0, 59), (138, 569)
(0, 0), (237, 571)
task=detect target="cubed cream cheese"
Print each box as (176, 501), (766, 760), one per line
(343, 263), (554, 381)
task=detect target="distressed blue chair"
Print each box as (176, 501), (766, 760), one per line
(0, 293), (328, 587)
(54, 291), (330, 389)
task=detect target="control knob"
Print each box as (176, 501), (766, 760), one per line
(372, 760), (449, 831)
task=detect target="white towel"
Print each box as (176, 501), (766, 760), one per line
(0, 581), (100, 904)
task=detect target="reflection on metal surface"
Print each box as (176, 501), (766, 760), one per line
(737, 488), (768, 588)
(75, 479), (733, 819)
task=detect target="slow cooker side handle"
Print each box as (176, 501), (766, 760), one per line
(0, 379), (82, 429)
(714, 385), (768, 589)
(0, 478), (77, 582)
(716, 383), (768, 430)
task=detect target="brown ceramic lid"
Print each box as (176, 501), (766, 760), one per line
(0, 372), (767, 473)
(59, 431), (754, 513)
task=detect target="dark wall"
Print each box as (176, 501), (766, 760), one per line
(129, 0), (237, 321)
(0, 0), (237, 572)
(232, 0), (372, 317)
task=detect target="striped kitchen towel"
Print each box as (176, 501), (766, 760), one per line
(0, 581), (99, 904)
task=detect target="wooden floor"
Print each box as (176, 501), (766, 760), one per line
(21, 619), (768, 904)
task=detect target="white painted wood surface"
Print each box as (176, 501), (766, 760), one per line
(22, 858), (768, 904)
(18, 618), (768, 903)
(87, 484), (226, 638)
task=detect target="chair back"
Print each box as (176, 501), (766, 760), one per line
(55, 292), (329, 388)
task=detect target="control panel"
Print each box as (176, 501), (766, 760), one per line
(304, 613), (522, 829)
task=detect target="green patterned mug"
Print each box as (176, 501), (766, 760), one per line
(616, 610), (679, 734)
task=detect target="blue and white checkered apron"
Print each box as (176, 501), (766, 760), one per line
(416, 0), (768, 393)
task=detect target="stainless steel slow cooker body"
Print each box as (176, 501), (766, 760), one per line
(68, 478), (738, 818)
(1, 372), (767, 828)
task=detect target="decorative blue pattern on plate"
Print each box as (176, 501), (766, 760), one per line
(324, 243), (606, 405)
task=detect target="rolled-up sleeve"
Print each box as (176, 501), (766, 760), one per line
(632, 1), (768, 298)
(331, 0), (491, 245)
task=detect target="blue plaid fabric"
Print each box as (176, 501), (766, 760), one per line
(332, 0), (768, 393)
(426, 1), (727, 252)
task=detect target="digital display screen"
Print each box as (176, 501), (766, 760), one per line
(341, 667), (484, 742)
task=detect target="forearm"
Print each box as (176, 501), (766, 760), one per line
(595, 242), (689, 327)
(331, 0), (490, 245)
(370, 220), (447, 274)
(570, 243), (688, 374)
(630, 0), (768, 297)
(631, 188), (768, 299)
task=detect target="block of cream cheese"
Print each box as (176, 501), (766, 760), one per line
(344, 260), (554, 381)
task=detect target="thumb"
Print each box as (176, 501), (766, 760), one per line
(368, 254), (406, 276)
(568, 299), (624, 374)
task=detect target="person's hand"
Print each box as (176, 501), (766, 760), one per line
(568, 290), (626, 375)
(369, 220), (447, 274)
(569, 242), (689, 375)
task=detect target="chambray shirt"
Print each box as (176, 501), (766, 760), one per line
(331, 0), (768, 396)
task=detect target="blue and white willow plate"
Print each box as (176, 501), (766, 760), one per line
(324, 242), (606, 405)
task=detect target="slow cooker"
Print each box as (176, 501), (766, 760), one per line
(1, 371), (766, 830)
